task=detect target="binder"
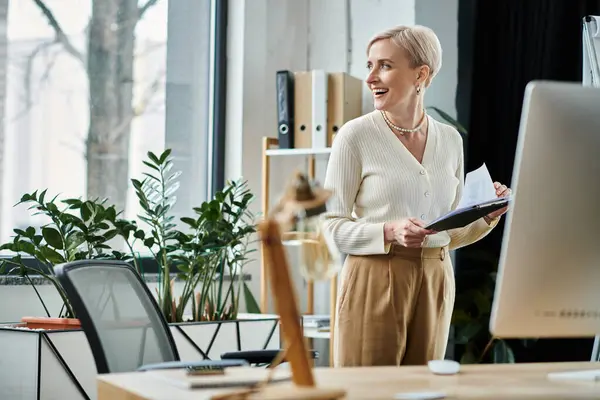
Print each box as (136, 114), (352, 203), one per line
(293, 70), (364, 149)
(311, 69), (328, 148)
(582, 16), (600, 88)
(327, 72), (363, 146)
(276, 70), (294, 148)
(293, 71), (312, 148)
(425, 197), (510, 231)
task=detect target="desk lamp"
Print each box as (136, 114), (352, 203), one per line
(217, 171), (346, 399)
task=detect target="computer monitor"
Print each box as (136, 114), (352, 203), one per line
(489, 81), (600, 358)
(582, 16), (600, 87)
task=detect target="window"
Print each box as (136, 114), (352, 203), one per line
(1, 0), (221, 250)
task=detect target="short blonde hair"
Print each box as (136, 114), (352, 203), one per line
(367, 25), (442, 87)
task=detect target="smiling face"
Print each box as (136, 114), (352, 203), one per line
(366, 38), (429, 112)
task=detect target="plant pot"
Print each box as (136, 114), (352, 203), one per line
(20, 316), (81, 330)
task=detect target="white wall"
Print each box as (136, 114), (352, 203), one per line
(225, 0), (459, 317)
(416, 0), (459, 118)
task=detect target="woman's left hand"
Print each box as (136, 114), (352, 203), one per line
(486, 181), (512, 220)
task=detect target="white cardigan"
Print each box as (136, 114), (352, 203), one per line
(321, 110), (497, 256)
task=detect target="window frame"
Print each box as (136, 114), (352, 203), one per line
(0, 0), (228, 277)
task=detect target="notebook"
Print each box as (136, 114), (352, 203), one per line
(148, 366), (292, 389)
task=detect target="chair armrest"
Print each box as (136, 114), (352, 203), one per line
(220, 349), (319, 365)
(137, 359), (248, 372)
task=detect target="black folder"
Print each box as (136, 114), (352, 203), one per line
(425, 197), (510, 231)
(276, 70), (294, 148)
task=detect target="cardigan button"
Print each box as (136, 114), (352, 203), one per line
(420, 170), (426, 175)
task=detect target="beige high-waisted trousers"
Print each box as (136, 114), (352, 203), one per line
(333, 245), (455, 366)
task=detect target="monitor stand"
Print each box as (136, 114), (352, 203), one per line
(546, 335), (600, 381)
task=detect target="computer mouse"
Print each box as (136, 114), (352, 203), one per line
(427, 359), (461, 375)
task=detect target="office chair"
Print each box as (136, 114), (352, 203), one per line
(54, 260), (287, 373)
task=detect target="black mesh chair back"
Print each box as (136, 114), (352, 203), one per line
(54, 260), (179, 373)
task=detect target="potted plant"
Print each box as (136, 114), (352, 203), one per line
(0, 191), (141, 329)
(0, 148), (262, 329)
(130, 149), (261, 323)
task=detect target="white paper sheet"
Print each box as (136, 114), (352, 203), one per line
(457, 163), (497, 209)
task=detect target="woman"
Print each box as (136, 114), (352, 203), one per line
(322, 25), (511, 367)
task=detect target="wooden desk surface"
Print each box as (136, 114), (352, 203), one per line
(98, 362), (600, 400)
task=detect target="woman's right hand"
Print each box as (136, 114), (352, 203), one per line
(384, 218), (437, 248)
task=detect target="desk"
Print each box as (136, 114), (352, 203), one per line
(98, 362), (600, 399)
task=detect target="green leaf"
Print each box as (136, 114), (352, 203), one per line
(39, 246), (65, 264)
(492, 339), (516, 363)
(180, 217), (198, 229)
(139, 215), (155, 226)
(66, 215), (87, 232)
(42, 227), (63, 249)
(13, 228), (27, 236)
(18, 192), (33, 204)
(131, 178), (143, 191)
(33, 235), (43, 246)
(62, 198), (83, 207)
(93, 207), (107, 223)
(243, 281), (261, 314)
(147, 151), (160, 165)
(111, 250), (127, 260)
(46, 202), (59, 214)
(66, 231), (86, 251)
(81, 201), (95, 221)
(176, 262), (191, 274)
(103, 229), (119, 241)
(26, 226), (36, 238)
(158, 149), (172, 164)
(0, 242), (15, 251)
(142, 160), (160, 171)
(96, 222), (110, 230)
(39, 189), (47, 204)
(15, 240), (36, 255)
(105, 206), (117, 222)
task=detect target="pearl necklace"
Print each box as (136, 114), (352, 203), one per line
(381, 110), (426, 134)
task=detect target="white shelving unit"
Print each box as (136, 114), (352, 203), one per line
(264, 147), (332, 156)
(260, 136), (337, 366)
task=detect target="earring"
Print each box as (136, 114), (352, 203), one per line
(416, 85), (421, 95)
